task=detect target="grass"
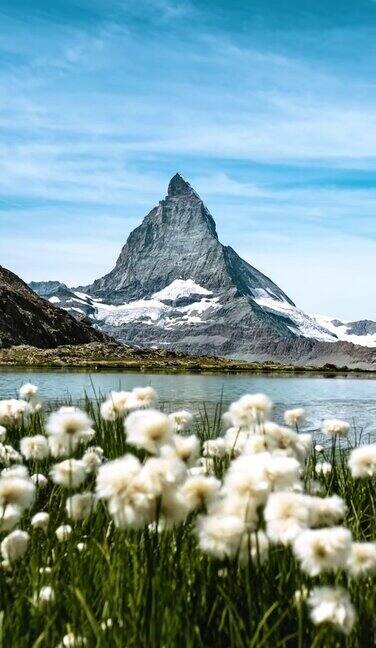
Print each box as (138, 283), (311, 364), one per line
(0, 395), (375, 648)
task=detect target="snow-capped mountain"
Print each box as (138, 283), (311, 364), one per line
(30, 174), (375, 367)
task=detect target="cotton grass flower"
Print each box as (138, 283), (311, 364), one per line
(348, 444), (376, 478)
(33, 585), (55, 607)
(264, 492), (310, 545)
(322, 419), (350, 438)
(293, 527), (352, 576)
(0, 399), (31, 426)
(0, 504), (21, 532)
(82, 446), (103, 473)
(1, 529), (29, 562)
(315, 461), (332, 476)
(59, 633), (87, 647)
(307, 586), (355, 635)
(19, 383), (38, 400)
(31, 511), (50, 531)
(308, 495), (346, 528)
(31, 473), (48, 488)
(346, 542), (376, 577)
(46, 407), (94, 452)
(165, 434), (200, 465)
(168, 410), (193, 432)
(0, 443), (22, 466)
(227, 393), (272, 428)
(66, 493), (95, 521)
(56, 524), (73, 542)
(96, 455), (155, 529)
(283, 407), (305, 427)
(202, 438), (227, 458)
(197, 514), (246, 560)
(181, 475), (221, 510)
(0, 472), (35, 510)
(20, 435), (49, 460)
(131, 386), (158, 408)
(50, 459), (87, 489)
(125, 409), (172, 454)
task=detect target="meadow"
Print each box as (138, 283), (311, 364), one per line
(0, 385), (375, 648)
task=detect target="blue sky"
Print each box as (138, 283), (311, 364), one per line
(0, 0), (375, 320)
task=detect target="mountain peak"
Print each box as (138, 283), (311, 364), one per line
(167, 173), (197, 198)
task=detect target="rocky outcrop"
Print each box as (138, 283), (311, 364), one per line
(0, 266), (107, 348)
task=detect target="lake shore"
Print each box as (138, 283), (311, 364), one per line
(0, 342), (375, 376)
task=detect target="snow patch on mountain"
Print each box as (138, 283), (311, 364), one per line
(65, 281), (221, 328)
(254, 296), (338, 343)
(152, 279), (212, 301)
(313, 315), (376, 347)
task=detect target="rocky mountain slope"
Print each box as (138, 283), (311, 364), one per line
(30, 174), (375, 368)
(0, 266), (106, 348)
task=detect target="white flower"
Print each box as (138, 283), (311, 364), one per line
(181, 475), (221, 510)
(82, 447), (103, 472)
(1, 465), (28, 478)
(168, 410), (193, 432)
(197, 514), (246, 559)
(293, 527), (352, 576)
(165, 434), (200, 465)
(223, 455), (271, 505)
(224, 427), (248, 455)
(31, 473), (48, 488)
(315, 444), (324, 453)
(0, 504), (21, 532)
(210, 494), (259, 530)
(262, 453), (301, 491)
(0, 399), (31, 426)
(202, 438), (227, 458)
(227, 393), (272, 428)
(55, 524), (72, 542)
(34, 585), (55, 607)
(0, 473), (35, 510)
(46, 407), (94, 450)
(264, 493), (310, 545)
(0, 426), (6, 442)
(1, 529), (29, 562)
(131, 386), (158, 408)
(19, 383), (38, 400)
(50, 460), (87, 489)
(66, 493), (95, 521)
(100, 400), (117, 421)
(96, 455), (155, 529)
(315, 461), (332, 476)
(0, 443), (22, 466)
(100, 390), (138, 420)
(322, 419), (349, 438)
(308, 496), (346, 528)
(284, 408), (305, 426)
(307, 586), (355, 635)
(346, 542), (376, 577)
(59, 633), (87, 647)
(77, 542), (86, 552)
(125, 409), (172, 454)
(348, 444), (376, 478)
(20, 435), (49, 460)
(31, 511), (50, 531)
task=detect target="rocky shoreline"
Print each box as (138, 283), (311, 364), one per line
(0, 342), (374, 376)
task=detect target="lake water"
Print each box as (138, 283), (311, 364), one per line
(0, 369), (375, 440)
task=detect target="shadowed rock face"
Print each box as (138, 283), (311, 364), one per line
(0, 266), (106, 349)
(84, 173), (293, 306)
